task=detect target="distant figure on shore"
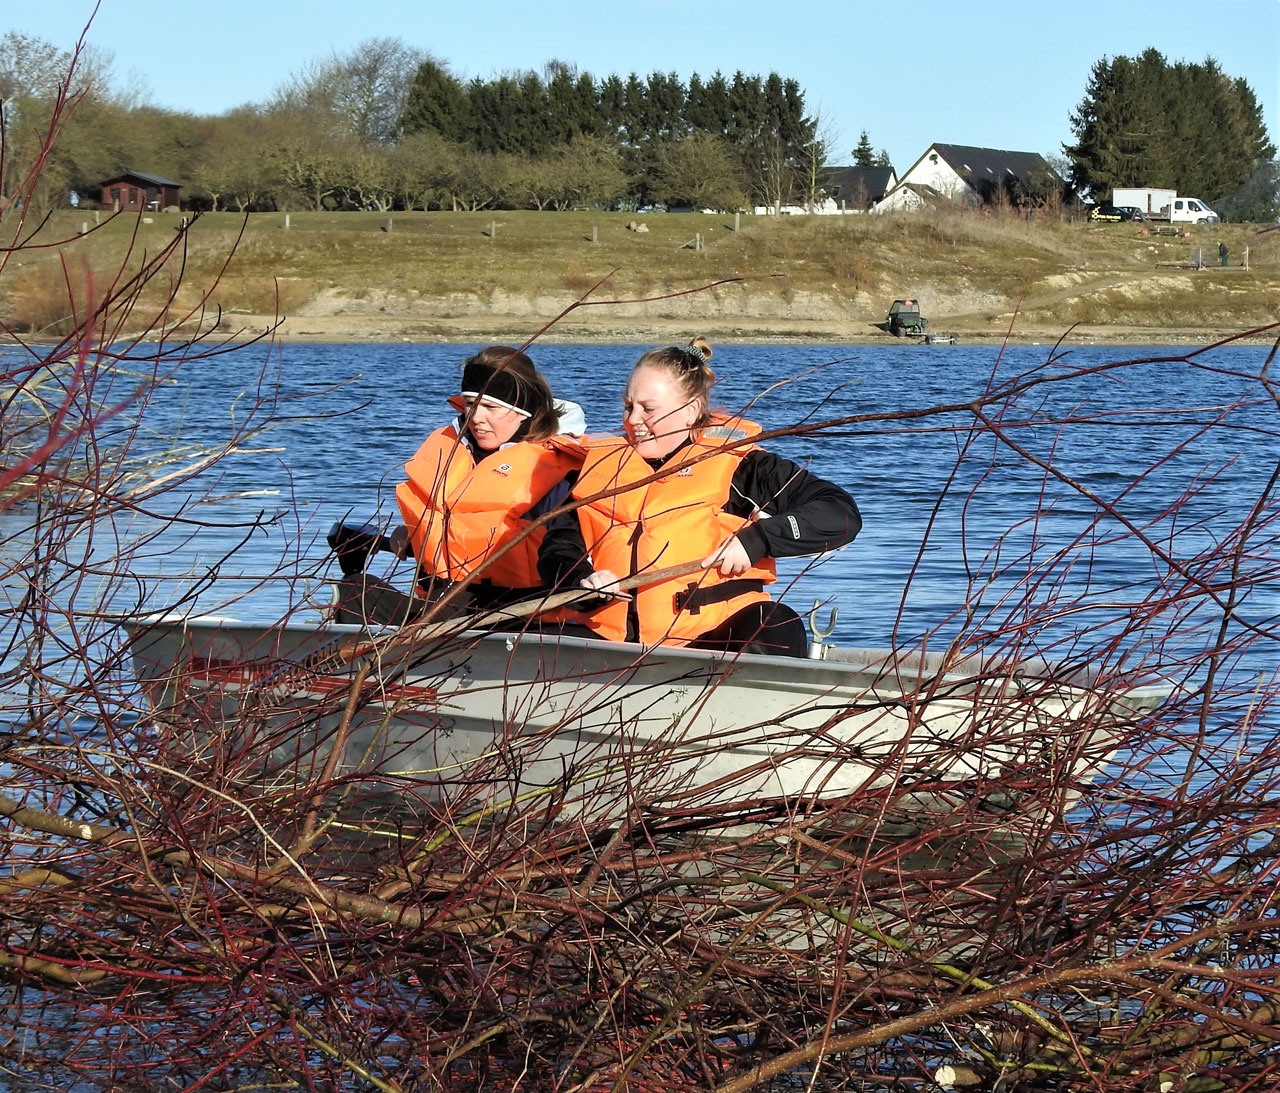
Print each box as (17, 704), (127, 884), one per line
(1219, 241), (1229, 267)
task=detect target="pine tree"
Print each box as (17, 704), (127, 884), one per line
(645, 71), (686, 139)
(400, 59), (469, 144)
(1066, 50), (1273, 202)
(621, 73), (647, 145)
(853, 131), (875, 167)
(467, 75), (523, 155)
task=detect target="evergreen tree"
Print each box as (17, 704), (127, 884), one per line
(727, 72), (764, 148)
(702, 72), (733, 136)
(545, 62), (583, 144)
(573, 71), (602, 138)
(621, 73), (648, 145)
(683, 70), (732, 137)
(853, 131), (875, 167)
(645, 71), (686, 139)
(467, 75), (526, 155)
(516, 70), (551, 155)
(598, 75), (626, 141)
(401, 59), (469, 143)
(1066, 49), (1273, 201)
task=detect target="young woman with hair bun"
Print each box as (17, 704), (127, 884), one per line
(538, 337), (860, 657)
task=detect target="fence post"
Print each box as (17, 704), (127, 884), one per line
(284, 213), (291, 230)
(733, 212), (740, 232)
(1244, 246), (1249, 270)
(385, 217), (393, 233)
(695, 232), (702, 252)
(591, 225), (597, 244)
(488, 220), (496, 238)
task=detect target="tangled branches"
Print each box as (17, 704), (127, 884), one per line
(4, 43), (1280, 1093)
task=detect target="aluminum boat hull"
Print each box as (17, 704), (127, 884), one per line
(125, 614), (1171, 812)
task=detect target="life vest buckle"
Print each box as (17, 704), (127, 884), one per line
(674, 582), (702, 615)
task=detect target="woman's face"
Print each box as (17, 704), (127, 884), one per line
(623, 366), (701, 460)
(462, 397), (524, 451)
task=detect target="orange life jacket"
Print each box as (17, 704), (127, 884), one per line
(395, 426), (580, 591)
(572, 417), (776, 645)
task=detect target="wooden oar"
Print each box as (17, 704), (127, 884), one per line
(289, 558), (714, 688)
(400, 557), (710, 644)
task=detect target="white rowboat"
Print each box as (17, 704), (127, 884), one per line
(125, 609), (1172, 816)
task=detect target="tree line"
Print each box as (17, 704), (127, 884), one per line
(2, 32), (1275, 220)
(0, 35), (831, 216)
(1066, 48), (1275, 219)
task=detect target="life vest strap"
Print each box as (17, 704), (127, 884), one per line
(674, 579), (765, 615)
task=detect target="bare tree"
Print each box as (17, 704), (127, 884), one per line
(796, 109), (839, 211)
(650, 131), (748, 211)
(270, 36), (425, 146)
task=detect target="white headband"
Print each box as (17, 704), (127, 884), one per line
(449, 390), (533, 419)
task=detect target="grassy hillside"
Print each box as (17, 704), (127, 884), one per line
(7, 208), (1280, 342)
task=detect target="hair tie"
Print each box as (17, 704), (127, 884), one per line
(680, 344), (706, 367)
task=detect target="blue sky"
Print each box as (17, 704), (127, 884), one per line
(14, 0), (1280, 174)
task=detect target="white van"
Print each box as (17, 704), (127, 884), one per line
(1167, 197), (1219, 224)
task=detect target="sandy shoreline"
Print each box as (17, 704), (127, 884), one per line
(9, 310), (1274, 349)
(207, 311), (1274, 348)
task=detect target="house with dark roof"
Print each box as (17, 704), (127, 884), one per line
(820, 165), (897, 212)
(98, 171), (183, 212)
(876, 144), (1064, 213)
(751, 163), (899, 216)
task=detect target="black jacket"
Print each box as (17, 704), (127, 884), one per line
(538, 445), (861, 589)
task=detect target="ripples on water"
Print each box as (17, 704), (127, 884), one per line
(4, 339), (1275, 688)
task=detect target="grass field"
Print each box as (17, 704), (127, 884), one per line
(7, 208), (1279, 342)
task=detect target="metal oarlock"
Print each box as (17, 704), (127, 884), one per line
(807, 599), (838, 660)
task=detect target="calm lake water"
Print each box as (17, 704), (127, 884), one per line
(6, 338), (1277, 693)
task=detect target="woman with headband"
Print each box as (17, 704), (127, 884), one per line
(538, 337), (859, 657)
(391, 345), (586, 613)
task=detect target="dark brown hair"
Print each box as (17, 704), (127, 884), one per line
(631, 336), (716, 426)
(459, 346), (559, 441)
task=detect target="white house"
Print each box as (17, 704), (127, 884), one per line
(876, 144), (1063, 213)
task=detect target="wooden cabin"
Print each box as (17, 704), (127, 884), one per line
(98, 171), (183, 212)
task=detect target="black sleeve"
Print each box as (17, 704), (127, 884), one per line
(536, 473), (595, 589)
(725, 449), (862, 564)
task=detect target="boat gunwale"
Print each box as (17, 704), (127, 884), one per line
(123, 612), (1177, 704)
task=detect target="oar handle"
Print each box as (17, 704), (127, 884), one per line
(481, 558), (706, 625)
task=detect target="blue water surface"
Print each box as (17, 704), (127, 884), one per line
(5, 338), (1275, 689)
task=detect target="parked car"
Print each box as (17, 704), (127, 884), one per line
(1090, 205), (1143, 222)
